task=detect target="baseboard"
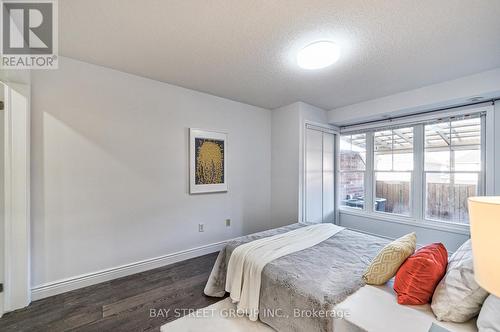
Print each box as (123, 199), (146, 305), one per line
(31, 241), (226, 301)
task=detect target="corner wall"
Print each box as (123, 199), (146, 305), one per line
(30, 57), (272, 292)
(271, 102), (329, 227)
(271, 103), (301, 227)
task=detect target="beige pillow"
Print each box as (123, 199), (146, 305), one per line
(431, 239), (489, 322)
(363, 232), (416, 285)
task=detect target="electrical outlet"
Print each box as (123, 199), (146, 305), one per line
(225, 219), (231, 227)
(198, 223), (204, 232)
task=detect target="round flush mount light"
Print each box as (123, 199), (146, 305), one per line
(297, 41), (341, 70)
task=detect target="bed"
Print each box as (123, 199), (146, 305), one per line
(333, 280), (478, 332)
(204, 223), (389, 332)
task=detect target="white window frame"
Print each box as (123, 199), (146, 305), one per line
(422, 115), (485, 225)
(338, 133), (368, 212)
(372, 127), (414, 218)
(338, 103), (494, 234)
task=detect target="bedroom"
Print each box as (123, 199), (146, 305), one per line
(0, 0), (499, 331)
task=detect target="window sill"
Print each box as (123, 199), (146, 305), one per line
(338, 208), (471, 235)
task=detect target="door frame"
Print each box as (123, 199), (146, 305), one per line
(1, 81), (31, 316)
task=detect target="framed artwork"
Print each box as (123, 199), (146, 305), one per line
(189, 128), (228, 194)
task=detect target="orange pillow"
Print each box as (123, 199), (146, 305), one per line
(394, 243), (448, 305)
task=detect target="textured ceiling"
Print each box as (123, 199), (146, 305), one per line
(60, 0), (500, 110)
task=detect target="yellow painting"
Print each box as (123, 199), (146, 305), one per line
(195, 138), (225, 184)
(190, 129), (227, 194)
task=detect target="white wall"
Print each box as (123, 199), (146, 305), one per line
(271, 103), (301, 227)
(496, 101), (500, 195)
(328, 67), (500, 126)
(30, 57), (272, 288)
(271, 102), (329, 226)
(339, 212), (469, 252)
(0, 70), (30, 86)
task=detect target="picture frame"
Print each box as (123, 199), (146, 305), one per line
(189, 128), (228, 194)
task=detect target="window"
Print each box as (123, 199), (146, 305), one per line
(338, 107), (487, 227)
(339, 134), (366, 209)
(424, 116), (482, 223)
(374, 127), (413, 215)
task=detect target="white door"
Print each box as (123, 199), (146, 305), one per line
(2, 82), (31, 315)
(304, 127), (336, 223)
(0, 85), (4, 316)
(322, 132), (335, 222)
(305, 128), (323, 223)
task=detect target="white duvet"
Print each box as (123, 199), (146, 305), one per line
(225, 223), (344, 321)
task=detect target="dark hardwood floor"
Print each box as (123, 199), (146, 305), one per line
(0, 253), (222, 332)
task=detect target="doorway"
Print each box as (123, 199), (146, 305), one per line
(0, 81), (31, 316)
(0, 83), (4, 315)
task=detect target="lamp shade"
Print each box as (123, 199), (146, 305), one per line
(468, 196), (500, 296)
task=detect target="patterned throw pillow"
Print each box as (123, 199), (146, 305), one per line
(363, 232), (416, 285)
(431, 240), (489, 323)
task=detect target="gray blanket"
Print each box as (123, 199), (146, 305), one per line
(204, 223), (389, 332)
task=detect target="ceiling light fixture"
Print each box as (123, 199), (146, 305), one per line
(297, 41), (340, 70)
